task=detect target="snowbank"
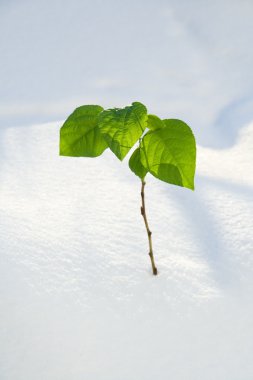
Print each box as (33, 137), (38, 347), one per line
(0, 121), (253, 380)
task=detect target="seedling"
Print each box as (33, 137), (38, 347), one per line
(60, 102), (196, 275)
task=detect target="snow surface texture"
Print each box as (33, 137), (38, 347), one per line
(1, 1), (253, 377)
(0, 121), (253, 380)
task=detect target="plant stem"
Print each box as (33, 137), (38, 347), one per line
(140, 180), (158, 275)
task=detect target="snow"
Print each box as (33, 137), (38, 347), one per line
(1, 0), (253, 378)
(0, 120), (253, 380)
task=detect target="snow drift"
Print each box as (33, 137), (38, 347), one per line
(0, 121), (253, 379)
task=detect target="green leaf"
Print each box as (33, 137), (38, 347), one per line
(98, 102), (147, 160)
(60, 105), (107, 157)
(129, 148), (148, 180)
(140, 119), (196, 190)
(147, 114), (164, 130)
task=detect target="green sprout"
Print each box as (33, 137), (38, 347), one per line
(59, 102), (196, 275)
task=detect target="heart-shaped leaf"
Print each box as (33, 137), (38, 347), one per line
(98, 102), (147, 160)
(60, 105), (107, 157)
(140, 119), (196, 190)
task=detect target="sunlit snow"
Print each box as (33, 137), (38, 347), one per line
(1, 0), (253, 379)
(0, 121), (253, 380)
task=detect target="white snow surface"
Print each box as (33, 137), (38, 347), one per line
(0, 121), (253, 380)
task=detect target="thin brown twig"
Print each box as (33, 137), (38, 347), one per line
(140, 180), (158, 275)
